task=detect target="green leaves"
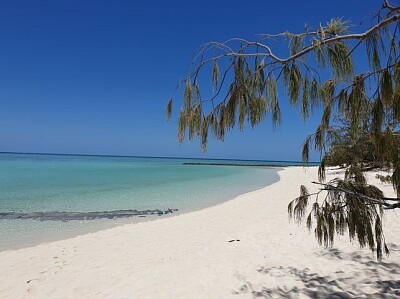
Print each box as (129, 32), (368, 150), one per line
(310, 78), (320, 108)
(292, 178), (389, 259)
(266, 76), (281, 128)
(381, 69), (393, 106)
(347, 75), (367, 137)
(266, 76), (277, 105)
(238, 94), (246, 130)
(302, 135), (311, 163)
(321, 102), (331, 129)
(318, 157), (326, 181)
(225, 92), (238, 130)
(287, 185), (310, 224)
(212, 60), (220, 92)
(313, 41), (326, 68)
(325, 42), (354, 80)
(394, 63), (400, 120)
(249, 96), (267, 127)
(289, 63), (301, 105)
(255, 58), (266, 94)
(335, 42), (353, 79)
(392, 164), (400, 197)
(302, 76), (310, 120)
(325, 18), (351, 35)
(290, 35), (305, 56)
(201, 115), (209, 152)
(178, 108), (186, 143)
(366, 32), (382, 73)
(183, 78), (193, 110)
(165, 98), (173, 120)
(271, 99), (281, 129)
(321, 79), (335, 105)
(371, 98), (384, 137)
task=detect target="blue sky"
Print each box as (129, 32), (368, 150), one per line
(0, 0), (378, 161)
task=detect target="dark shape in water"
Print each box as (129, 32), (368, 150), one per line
(0, 208), (178, 222)
(182, 162), (300, 167)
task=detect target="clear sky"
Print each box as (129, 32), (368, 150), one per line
(0, 0), (379, 161)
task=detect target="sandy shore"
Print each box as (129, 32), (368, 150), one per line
(0, 167), (399, 298)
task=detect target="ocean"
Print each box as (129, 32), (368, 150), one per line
(0, 153), (304, 250)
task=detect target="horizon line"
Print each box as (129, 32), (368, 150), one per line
(0, 151), (320, 164)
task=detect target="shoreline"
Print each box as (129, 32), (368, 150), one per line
(1, 166), (399, 298)
(0, 167), (281, 252)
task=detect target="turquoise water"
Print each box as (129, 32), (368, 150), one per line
(0, 153), (287, 250)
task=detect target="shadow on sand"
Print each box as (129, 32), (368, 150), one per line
(234, 245), (400, 298)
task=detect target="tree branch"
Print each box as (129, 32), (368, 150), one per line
(191, 12), (399, 68)
(311, 181), (400, 209)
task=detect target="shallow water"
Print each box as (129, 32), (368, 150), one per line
(0, 153), (287, 250)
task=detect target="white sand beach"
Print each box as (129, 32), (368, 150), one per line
(0, 166), (399, 298)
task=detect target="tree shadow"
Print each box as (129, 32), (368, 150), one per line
(234, 246), (400, 298)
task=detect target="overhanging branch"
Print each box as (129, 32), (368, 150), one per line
(311, 181), (400, 210)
